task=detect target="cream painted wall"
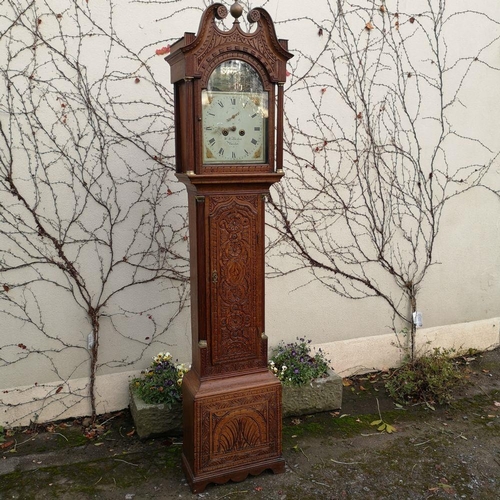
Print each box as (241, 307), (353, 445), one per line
(1, 0), (499, 427)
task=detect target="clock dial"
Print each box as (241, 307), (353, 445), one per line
(202, 91), (267, 164)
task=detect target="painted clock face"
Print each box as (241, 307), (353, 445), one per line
(202, 91), (267, 164)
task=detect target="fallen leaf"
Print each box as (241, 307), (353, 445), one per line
(438, 483), (454, 492)
(126, 429), (136, 437)
(0, 440), (14, 449)
(254, 486), (263, 491)
(494, 401), (500, 407)
(155, 45), (170, 56)
(342, 378), (353, 387)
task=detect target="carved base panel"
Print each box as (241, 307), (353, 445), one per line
(182, 370), (285, 493)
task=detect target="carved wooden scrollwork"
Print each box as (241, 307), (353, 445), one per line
(214, 411), (265, 453)
(247, 9), (261, 24)
(215, 5), (228, 20)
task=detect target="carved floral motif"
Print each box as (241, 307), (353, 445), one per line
(209, 196), (259, 365)
(197, 28), (278, 81)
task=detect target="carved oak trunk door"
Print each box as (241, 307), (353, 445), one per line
(166, 2), (292, 493)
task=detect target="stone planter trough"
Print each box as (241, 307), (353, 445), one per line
(129, 370), (342, 438)
(129, 386), (182, 440)
(281, 369), (342, 418)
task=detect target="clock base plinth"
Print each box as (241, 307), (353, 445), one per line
(181, 370), (284, 494)
(182, 451), (285, 494)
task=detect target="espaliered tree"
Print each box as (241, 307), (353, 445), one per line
(267, 0), (500, 359)
(0, 0), (192, 423)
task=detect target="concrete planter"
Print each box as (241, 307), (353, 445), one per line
(129, 386), (182, 440)
(281, 369), (343, 418)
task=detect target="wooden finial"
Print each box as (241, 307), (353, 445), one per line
(230, 2), (243, 21)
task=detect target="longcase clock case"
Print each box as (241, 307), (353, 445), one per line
(166, 3), (292, 493)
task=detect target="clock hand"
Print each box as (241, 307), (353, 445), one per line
(227, 111), (240, 121)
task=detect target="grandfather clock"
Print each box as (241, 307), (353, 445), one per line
(166, 2), (292, 493)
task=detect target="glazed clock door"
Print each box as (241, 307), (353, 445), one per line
(202, 59), (268, 165)
(207, 194), (264, 373)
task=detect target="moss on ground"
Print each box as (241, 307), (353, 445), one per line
(0, 445), (183, 498)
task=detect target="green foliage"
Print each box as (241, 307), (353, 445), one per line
(131, 353), (189, 407)
(269, 337), (330, 387)
(370, 397), (397, 433)
(0, 426), (5, 443)
(385, 348), (464, 405)
(370, 419), (396, 434)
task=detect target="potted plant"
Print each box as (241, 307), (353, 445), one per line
(269, 337), (342, 417)
(129, 352), (189, 439)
